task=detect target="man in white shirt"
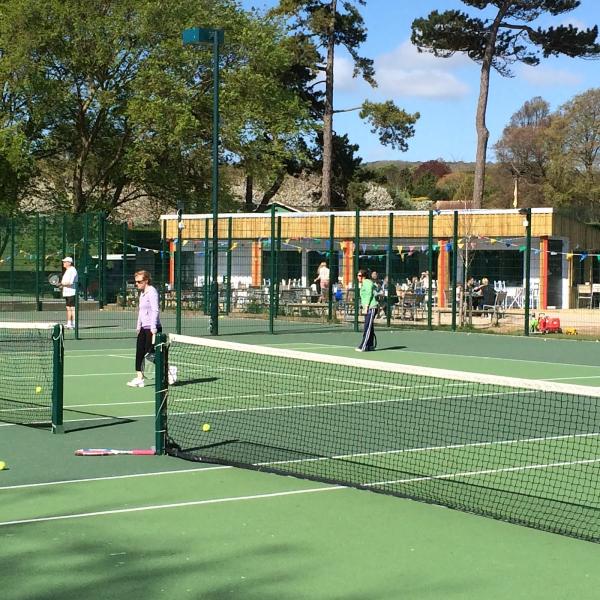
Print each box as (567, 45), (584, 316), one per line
(60, 257), (78, 329)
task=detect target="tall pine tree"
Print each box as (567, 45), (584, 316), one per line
(412, 1), (600, 208)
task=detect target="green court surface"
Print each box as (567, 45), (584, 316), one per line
(1, 329), (600, 599)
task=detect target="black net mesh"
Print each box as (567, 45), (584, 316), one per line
(0, 323), (59, 426)
(163, 335), (600, 543)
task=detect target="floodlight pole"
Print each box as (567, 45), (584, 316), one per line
(182, 27), (224, 335)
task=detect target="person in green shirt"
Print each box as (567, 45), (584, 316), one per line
(356, 269), (378, 352)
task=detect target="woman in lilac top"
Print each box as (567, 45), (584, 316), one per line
(127, 270), (161, 388)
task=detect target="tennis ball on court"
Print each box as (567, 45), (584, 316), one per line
(202, 423), (211, 432)
(0, 461), (6, 471)
(35, 386), (42, 394)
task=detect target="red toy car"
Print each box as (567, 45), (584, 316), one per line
(538, 315), (562, 334)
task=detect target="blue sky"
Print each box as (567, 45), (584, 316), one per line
(242, 0), (599, 164)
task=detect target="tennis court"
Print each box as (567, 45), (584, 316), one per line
(1, 328), (599, 599)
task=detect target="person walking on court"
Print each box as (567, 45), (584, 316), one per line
(314, 261), (330, 301)
(356, 269), (378, 352)
(60, 257), (78, 329)
(128, 270), (164, 388)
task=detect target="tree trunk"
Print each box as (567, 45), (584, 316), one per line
(245, 175), (254, 211)
(253, 171), (285, 212)
(319, 0), (337, 211)
(472, 6), (507, 209)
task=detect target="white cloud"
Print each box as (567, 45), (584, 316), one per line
(374, 41), (470, 99)
(518, 64), (582, 87)
(561, 18), (587, 30)
(334, 56), (361, 91)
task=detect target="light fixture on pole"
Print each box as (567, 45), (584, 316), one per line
(182, 27), (224, 335)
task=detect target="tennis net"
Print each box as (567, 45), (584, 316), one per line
(157, 334), (600, 542)
(0, 322), (64, 433)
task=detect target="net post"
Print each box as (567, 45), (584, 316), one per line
(51, 324), (64, 434)
(154, 332), (167, 454)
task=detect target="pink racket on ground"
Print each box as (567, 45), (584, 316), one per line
(74, 448), (155, 456)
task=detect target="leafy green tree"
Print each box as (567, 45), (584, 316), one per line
(271, 0), (419, 209)
(495, 97), (552, 179)
(412, 1), (600, 208)
(545, 88), (600, 220)
(0, 0), (312, 215)
(494, 97), (552, 206)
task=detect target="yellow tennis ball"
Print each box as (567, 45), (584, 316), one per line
(35, 386), (42, 394)
(0, 461), (6, 471)
(202, 423), (211, 432)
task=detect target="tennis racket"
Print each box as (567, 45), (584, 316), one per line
(75, 448), (155, 456)
(48, 273), (61, 286)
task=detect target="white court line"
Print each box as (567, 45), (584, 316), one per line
(66, 348), (136, 353)
(543, 375), (600, 382)
(66, 399), (153, 408)
(365, 457), (600, 488)
(274, 343), (600, 372)
(0, 411), (155, 428)
(260, 432), (600, 467)
(0, 486), (343, 527)
(66, 354), (133, 359)
(0, 466), (230, 491)
(65, 372), (133, 378)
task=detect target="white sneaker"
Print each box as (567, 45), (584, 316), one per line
(168, 366), (178, 385)
(127, 377), (145, 388)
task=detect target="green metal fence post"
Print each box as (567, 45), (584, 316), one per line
(97, 212), (105, 309)
(523, 207), (532, 336)
(225, 217), (232, 314)
(203, 219), (209, 315)
(269, 205), (275, 334)
(35, 215), (41, 311)
(328, 214), (335, 321)
(353, 207), (360, 333)
(61, 214), (67, 261)
(386, 212), (393, 327)
(41, 215), (46, 308)
(9, 218), (15, 296)
(82, 213), (89, 301)
(451, 211), (458, 331)
(176, 209), (183, 335)
(75, 284), (80, 340)
(121, 222), (128, 308)
(428, 210), (434, 330)
(102, 212), (108, 307)
(275, 215), (282, 322)
(161, 219), (167, 311)
(51, 324), (64, 434)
